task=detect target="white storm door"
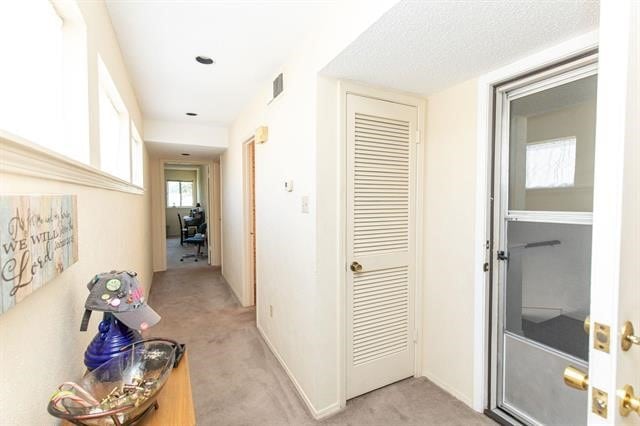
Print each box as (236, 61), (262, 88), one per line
(588, 1), (640, 425)
(346, 93), (417, 399)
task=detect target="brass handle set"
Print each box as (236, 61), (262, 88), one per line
(563, 317), (640, 417)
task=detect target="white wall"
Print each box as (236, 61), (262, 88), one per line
(144, 119), (228, 148)
(0, 1), (152, 424)
(220, 0), (400, 417)
(422, 78), (479, 405)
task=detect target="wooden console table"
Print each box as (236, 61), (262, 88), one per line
(145, 351), (195, 425)
(63, 352), (195, 425)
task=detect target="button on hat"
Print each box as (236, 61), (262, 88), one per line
(80, 271), (161, 332)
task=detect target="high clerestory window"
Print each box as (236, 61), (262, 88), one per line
(0, 0), (64, 154)
(0, 1), (145, 190)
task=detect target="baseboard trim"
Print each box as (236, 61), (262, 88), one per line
(422, 371), (474, 409)
(256, 324), (342, 420)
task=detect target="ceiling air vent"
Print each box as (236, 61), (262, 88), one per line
(273, 73), (284, 100)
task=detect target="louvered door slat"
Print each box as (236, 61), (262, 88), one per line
(346, 94), (417, 399)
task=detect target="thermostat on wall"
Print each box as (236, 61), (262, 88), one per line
(284, 179), (293, 192)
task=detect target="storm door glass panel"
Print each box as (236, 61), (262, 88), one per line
(504, 221), (592, 361)
(508, 74), (597, 212)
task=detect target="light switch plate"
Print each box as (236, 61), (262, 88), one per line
(301, 196), (309, 214)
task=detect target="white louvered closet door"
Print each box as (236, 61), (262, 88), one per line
(346, 94), (417, 399)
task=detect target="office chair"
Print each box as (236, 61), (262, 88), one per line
(177, 213), (189, 246)
(181, 223), (207, 262)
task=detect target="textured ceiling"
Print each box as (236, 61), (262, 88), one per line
(105, 0), (336, 125)
(322, 0), (599, 95)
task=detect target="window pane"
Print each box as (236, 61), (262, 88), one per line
(0, 1), (63, 150)
(99, 88), (129, 180)
(131, 126), (143, 187)
(167, 181), (180, 207)
(525, 137), (576, 189)
(504, 221), (591, 361)
(509, 75), (597, 212)
(181, 182), (194, 206)
(98, 57), (130, 181)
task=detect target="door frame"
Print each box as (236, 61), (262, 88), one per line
(242, 137), (257, 306)
(337, 81), (426, 407)
(157, 159), (215, 270)
(491, 53), (598, 425)
(473, 30), (599, 413)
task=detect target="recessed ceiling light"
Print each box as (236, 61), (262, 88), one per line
(181, 153), (190, 156)
(195, 56), (214, 65)
(186, 112), (198, 116)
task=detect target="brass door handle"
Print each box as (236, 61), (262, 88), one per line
(350, 261), (363, 272)
(619, 385), (640, 417)
(563, 365), (589, 391)
(621, 321), (640, 351)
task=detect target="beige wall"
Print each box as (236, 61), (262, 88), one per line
(220, 0), (400, 417)
(0, 2), (152, 424)
(422, 78), (478, 405)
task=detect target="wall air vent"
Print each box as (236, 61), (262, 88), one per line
(273, 73), (284, 100)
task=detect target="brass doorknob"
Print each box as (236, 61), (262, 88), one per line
(621, 321), (640, 351)
(563, 366), (589, 391)
(350, 261), (363, 272)
(618, 385), (640, 417)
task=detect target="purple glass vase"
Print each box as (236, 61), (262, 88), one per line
(84, 312), (142, 371)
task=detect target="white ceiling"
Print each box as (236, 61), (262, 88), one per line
(105, 0), (336, 125)
(146, 141), (224, 161)
(322, 0), (599, 95)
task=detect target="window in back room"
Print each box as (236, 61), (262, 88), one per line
(525, 137), (577, 190)
(167, 181), (194, 208)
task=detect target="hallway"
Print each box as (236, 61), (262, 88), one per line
(165, 237), (208, 269)
(149, 264), (493, 425)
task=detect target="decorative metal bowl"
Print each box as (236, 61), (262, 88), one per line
(48, 339), (178, 426)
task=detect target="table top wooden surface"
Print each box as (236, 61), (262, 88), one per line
(63, 352), (195, 426)
(145, 351), (195, 426)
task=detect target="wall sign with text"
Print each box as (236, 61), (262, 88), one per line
(0, 195), (78, 315)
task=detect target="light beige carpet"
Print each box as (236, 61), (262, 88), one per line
(149, 240), (494, 425)
(165, 237), (208, 269)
